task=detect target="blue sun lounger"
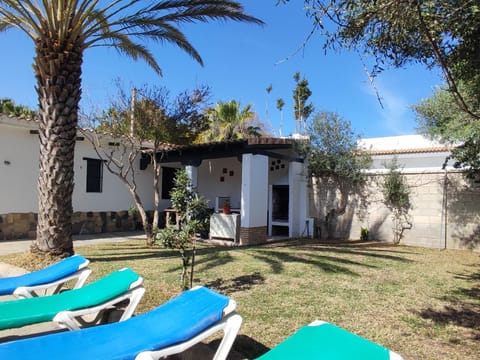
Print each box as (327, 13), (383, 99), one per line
(0, 254), (91, 298)
(0, 268), (145, 331)
(0, 286), (241, 360)
(256, 320), (403, 360)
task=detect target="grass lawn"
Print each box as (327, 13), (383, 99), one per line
(1, 238), (479, 359)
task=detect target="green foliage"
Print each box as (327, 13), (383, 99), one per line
(280, 1), (480, 119)
(415, 82), (480, 179)
(199, 100), (265, 142)
(292, 72), (314, 133)
(360, 227), (369, 241)
(381, 158), (412, 244)
(96, 85), (210, 145)
(155, 169), (209, 288)
(276, 98), (285, 112)
(300, 111), (371, 183)
(0, 98), (36, 118)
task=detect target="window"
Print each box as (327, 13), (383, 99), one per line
(161, 167), (178, 199)
(85, 158), (103, 193)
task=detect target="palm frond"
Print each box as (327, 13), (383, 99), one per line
(1, 0), (262, 80)
(101, 33), (163, 75)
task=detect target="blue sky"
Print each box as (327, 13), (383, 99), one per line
(0, 1), (443, 138)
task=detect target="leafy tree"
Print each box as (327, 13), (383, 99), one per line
(298, 111), (371, 239)
(0, 0), (262, 256)
(279, 0), (480, 120)
(199, 100), (265, 142)
(265, 84), (273, 125)
(415, 82), (480, 179)
(292, 72), (314, 134)
(0, 98), (37, 118)
(155, 169), (209, 289)
(381, 158), (412, 244)
(84, 85), (210, 245)
(304, 111), (371, 181)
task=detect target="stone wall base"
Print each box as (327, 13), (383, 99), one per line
(0, 210), (148, 240)
(239, 226), (268, 245)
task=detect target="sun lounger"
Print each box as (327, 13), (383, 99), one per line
(0, 286), (241, 360)
(256, 320), (403, 360)
(0, 267), (145, 331)
(0, 254), (91, 298)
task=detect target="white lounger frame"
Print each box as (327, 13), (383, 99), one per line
(136, 289), (242, 360)
(53, 276), (145, 330)
(13, 263), (92, 299)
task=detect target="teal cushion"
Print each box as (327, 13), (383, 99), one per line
(0, 268), (139, 330)
(256, 322), (391, 360)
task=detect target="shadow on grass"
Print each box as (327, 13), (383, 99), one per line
(82, 238), (412, 279)
(249, 250), (368, 276)
(203, 272), (265, 295)
(416, 265), (480, 340)
(207, 334), (271, 359)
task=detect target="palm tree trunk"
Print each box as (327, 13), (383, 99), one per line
(31, 36), (83, 257)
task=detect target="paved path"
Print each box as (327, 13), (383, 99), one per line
(0, 231), (145, 276)
(0, 231), (145, 256)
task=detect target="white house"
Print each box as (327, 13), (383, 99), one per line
(0, 114), (311, 245)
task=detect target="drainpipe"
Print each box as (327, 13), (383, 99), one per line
(441, 168), (448, 250)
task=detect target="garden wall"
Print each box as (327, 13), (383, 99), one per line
(0, 210), (144, 240)
(309, 171), (480, 250)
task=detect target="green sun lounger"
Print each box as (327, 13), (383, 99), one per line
(0, 268), (145, 331)
(256, 320), (403, 360)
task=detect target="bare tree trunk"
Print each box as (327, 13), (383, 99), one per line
(32, 37), (83, 257)
(189, 238), (196, 289)
(152, 150), (161, 231)
(129, 189), (153, 245)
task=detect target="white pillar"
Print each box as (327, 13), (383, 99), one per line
(185, 165), (198, 189)
(241, 154), (268, 228)
(289, 161), (308, 237)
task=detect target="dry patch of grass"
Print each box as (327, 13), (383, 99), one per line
(1, 239), (478, 359)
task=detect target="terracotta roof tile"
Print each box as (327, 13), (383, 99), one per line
(367, 146), (454, 155)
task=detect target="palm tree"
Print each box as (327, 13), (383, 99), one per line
(0, 1), (262, 256)
(201, 100), (262, 142)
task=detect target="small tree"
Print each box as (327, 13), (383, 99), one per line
(381, 158), (413, 244)
(83, 85), (209, 245)
(276, 98), (285, 137)
(293, 72), (314, 134)
(298, 111), (371, 239)
(155, 169), (209, 289)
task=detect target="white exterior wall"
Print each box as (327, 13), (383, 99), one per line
(197, 157), (243, 210)
(0, 117), (156, 214)
(73, 139), (155, 212)
(0, 119), (39, 213)
(369, 152), (453, 173)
